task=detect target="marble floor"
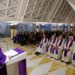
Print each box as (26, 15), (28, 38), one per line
(2, 38), (75, 75)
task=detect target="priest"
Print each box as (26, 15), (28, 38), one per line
(53, 34), (65, 59)
(48, 33), (57, 57)
(35, 33), (48, 55)
(61, 34), (74, 63)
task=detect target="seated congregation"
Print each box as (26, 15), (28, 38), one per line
(12, 31), (62, 46)
(12, 30), (75, 65)
(12, 31), (43, 46)
(35, 32), (75, 65)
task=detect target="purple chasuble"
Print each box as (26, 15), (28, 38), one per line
(50, 38), (56, 54)
(55, 39), (63, 54)
(63, 49), (69, 56)
(39, 38), (47, 48)
(56, 49), (58, 54)
(64, 40), (73, 57)
(0, 48), (7, 75)
(50, 46), (54, 54)
(44, 38), (47, 43)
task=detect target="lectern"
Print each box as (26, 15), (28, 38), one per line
(0, 48), (27, 75)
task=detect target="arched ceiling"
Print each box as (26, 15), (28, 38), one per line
(0, 0), (75, 23)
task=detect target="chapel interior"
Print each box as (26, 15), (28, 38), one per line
(0, 0), (75, 75)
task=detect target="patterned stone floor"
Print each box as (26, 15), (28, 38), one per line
(3, 38), (75, 75)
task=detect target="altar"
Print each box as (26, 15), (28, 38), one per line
(0, 48), (27, 75)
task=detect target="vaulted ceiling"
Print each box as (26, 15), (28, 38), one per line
(67, 0), (75, 11)
(0, 0), (20, 20)
(0, 0), (75, 23)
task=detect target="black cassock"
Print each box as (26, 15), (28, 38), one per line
(0, 64), (7, 75)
